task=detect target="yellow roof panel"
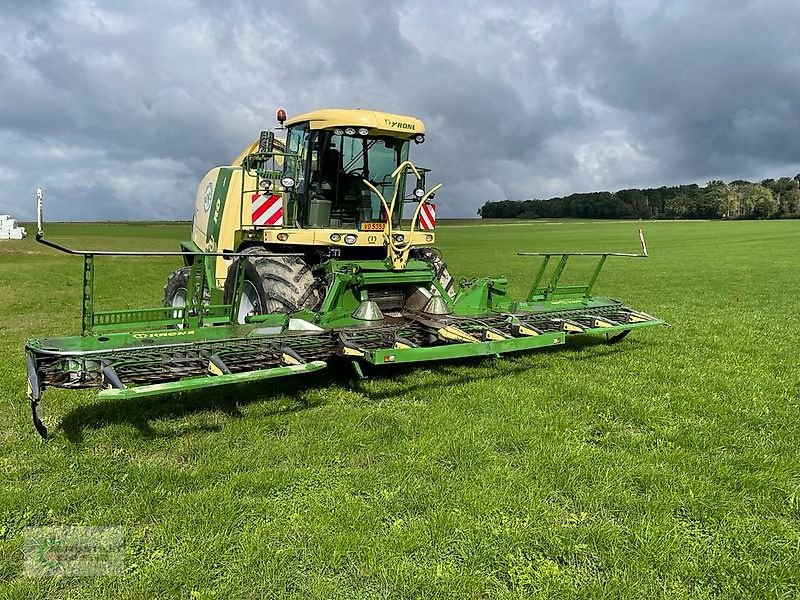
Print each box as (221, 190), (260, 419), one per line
(284, 109), (425, 135)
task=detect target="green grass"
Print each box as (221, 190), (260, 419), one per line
(1, 220), (799, 598)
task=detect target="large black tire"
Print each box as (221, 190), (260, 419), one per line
(416, 248), (456, 299)
(224, 247), (323, 322)
(163, 266), (191, 308)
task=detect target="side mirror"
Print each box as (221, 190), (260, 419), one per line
(413, 176), (425, 200)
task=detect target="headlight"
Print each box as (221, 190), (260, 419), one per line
(281, 176), (295, 189)
(333, 128), (344, 136)
(344, 234), (357, 245)
(260, 179), (272, 190)
(413, 187), (425, 199)
(344, 127), (356, 136)
(358, 127), (369, 136)
(277, 233), (289, 241)
(392, 234), (405, 242)
(330, 233), (341, 242)
(413, 134), (425, 144)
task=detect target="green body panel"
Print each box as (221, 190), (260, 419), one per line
(450, 277), (508, 314)
(27, 321), (264, 354)
(315, 259), (435, 327)
(179, 240), (222, 302)
(206, 167), (234, 248)
(98, 361), (327, 400)
(366, 332), (566, 364)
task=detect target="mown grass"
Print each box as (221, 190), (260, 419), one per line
(1, 219), (799, 598)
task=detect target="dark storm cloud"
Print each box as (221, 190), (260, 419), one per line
(0, 0), (798, 221)
(557, 1), (800, 182)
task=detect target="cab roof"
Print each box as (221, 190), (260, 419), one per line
(284, 109), (425, 136)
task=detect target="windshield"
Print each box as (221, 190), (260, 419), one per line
(312, 131), (410, 226)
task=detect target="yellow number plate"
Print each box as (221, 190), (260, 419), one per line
(359, 222), (385, 231)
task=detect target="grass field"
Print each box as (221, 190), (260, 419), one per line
(1, 219), (799, 598)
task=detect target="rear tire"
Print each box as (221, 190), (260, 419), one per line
(416, 248), (456, 298)
(224, 247), (323, 323)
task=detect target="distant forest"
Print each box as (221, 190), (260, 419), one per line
(478, 175), (800, 220)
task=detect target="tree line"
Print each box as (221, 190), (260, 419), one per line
(478, 175), (800, 220)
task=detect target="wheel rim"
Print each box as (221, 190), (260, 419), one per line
(238, 281), (263, 323)
(171, 287), (187, 319)
(172, 288), (187, 307)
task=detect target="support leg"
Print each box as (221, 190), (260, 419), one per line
(607, 330), (631, 345)
(26, 352), (48, 439)
(31, 399), (48, 439)
(351, 360), (366, 380)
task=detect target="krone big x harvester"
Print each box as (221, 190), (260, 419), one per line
(24, 108), (666, 437)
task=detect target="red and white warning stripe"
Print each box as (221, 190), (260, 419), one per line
(419, 203), (436, 230)
(251, 193), (283, 226)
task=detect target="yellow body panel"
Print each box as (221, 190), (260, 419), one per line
(484, 329), (508, 341)
(192, 167), (258, 286)
(562, 322), (585, 333)
(437, 325), (479, 344)
(191, 168), (219, 247)
(517, 324), (541, 336)
(285, 109), (425, 136)
(248, 227), (433, 247)
(281, 352), (303, 366)
(208, 360), (224, 376)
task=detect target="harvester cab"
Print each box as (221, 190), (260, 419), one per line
(275, 109), (440, 271)
(23, 108), (667, 439)
(185, 109), (443, 325)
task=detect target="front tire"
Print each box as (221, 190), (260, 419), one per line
(224, 247), (323, 323)
(163, 266), (210, 324)
(163, 266), (191, 310)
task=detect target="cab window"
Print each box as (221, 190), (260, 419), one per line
(283, 123), (309, 194)
(310, 131), (409, 226)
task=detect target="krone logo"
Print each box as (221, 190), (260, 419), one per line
(384, 119), (416, 131)
(203, 182), (213, 212)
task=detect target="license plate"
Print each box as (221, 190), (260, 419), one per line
(359, 222), (385, 231)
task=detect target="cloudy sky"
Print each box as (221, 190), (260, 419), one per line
(1, 0), (799, 220)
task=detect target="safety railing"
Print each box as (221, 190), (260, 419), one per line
(518, 229), (649, 301)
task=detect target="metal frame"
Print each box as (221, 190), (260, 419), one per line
(519, 229), (649, 301)
(35, 191), (302, 335)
